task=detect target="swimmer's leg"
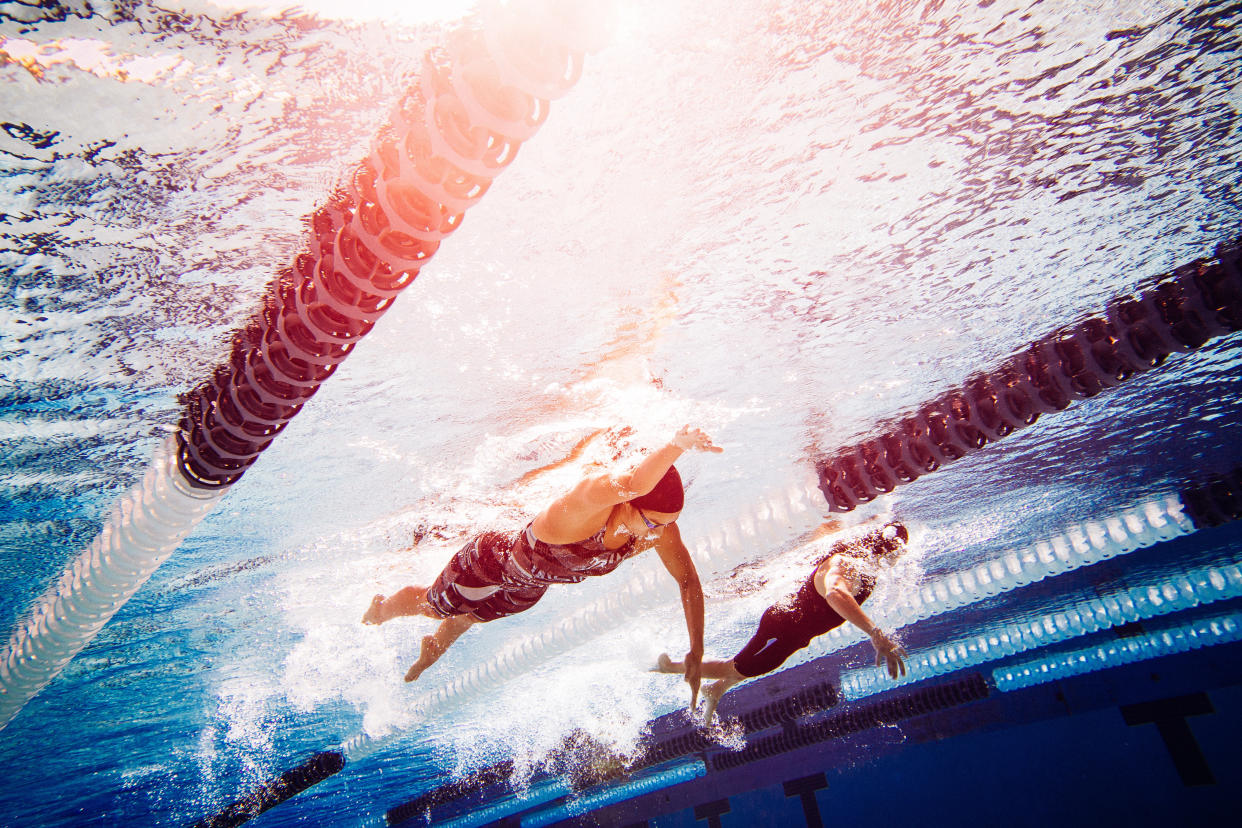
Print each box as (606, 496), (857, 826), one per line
(363, 585), (441, 625)
(654, 653), (742, 680)
(654, 654), (743, 722)
(702, 675), (742, 723)
(406, 614), (477, 682)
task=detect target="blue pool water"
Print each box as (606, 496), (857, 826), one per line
(1, 0), (1240, 825)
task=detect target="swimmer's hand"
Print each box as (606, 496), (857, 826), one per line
(672, 426), (723, 454)
(870, 629), (907, 680)
(684, 648), (703, 710)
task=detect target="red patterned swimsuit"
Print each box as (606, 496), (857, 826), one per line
(426, 523), (639, 621)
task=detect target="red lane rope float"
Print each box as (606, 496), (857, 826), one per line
(176, 1), (601, 488)
(817, 237), (1242, 512)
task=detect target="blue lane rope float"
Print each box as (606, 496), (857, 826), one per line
(430, 777), (575, 828)
(838, 562), (1242, 700)
(832, 476), (1242, 700)
(0, 0), (600, 734)
(516, 761), (707, 828)
(816, 237), (1242, 512)
(991, 609), (1242, 692)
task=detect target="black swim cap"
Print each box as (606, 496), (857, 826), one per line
(630, 466), (684, 514)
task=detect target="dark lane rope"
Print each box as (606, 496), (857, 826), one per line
(816, 237), (1242, 511)
(176, 1), (600, 488)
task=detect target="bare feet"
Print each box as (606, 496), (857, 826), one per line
(701, 678), (735, 723)
(404, 635), (443, 682)
(651, 652), (678, 673)
(362, 594), (386, 625)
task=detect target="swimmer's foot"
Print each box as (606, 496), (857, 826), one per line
(404, 663), (425, 682)
(701, 679), (730, 724)
(362, 594), (386, 625)
(649, 652), (678, 674)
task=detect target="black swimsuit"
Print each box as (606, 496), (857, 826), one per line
(732, 551), (876, 678)
(425, 523), (639, 622)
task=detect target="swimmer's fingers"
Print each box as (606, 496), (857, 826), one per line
(673, 425), (723, 453)
(886, 646), (908, 679)
(873, 638), (907, 679)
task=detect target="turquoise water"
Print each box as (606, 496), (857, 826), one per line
(1, 0), (1240, 825)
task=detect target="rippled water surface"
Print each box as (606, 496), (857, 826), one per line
(2, 0), (1240, 825)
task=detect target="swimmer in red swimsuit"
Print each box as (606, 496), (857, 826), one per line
(362, 425), (722, 709)
(655, 522), (910, 721)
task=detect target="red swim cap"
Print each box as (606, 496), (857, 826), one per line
(630, 466), (684, 514)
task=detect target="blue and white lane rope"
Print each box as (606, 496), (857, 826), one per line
(520, 760), (706, 827)
(992, 610), (1242, 691)
(0, 436), (229, 730)
(423, 760), (705, 828)
(837, 560), (1242, 699)
(433, 777), (575, 828)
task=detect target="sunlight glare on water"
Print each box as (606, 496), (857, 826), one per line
(219, 0), (478, 25)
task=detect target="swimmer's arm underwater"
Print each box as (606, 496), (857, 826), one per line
(566, 426), (721, 512)
(814, 556), (907, 679)
(653, 522), (705, 710)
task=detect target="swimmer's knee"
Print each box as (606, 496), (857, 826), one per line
(450, 614), (479, 631)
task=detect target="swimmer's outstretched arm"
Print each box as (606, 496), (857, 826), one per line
(621, 425), (721, 497)
(653, 522), (705, 710)
(557, 426), (722, 515)
(814, 557), (907, 679)
(405, 614), (477, 682)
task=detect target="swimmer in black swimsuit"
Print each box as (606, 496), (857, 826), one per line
(362, 425), (722, 709)
(655, 522), (910, 721)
